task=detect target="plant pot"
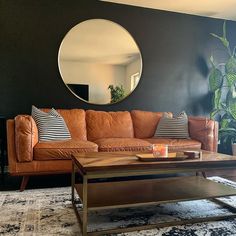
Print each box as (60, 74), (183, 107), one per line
(232, 143), (236, 156)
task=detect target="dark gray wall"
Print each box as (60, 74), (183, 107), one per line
(1, 0), (236, 118)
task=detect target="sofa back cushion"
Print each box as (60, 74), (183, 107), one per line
(131, 110), (166, 138)
(42, 108), (87, 140)
(86, 110), (134, 141)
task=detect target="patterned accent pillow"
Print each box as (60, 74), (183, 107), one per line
(154, 111), (189, 139)
(31, 106), (71, 142)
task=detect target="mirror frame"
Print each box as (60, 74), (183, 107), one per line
(58, 19), (143, 105)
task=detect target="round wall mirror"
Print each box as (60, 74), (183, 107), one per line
(58, 19), (142, 105)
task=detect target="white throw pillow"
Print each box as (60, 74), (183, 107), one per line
(31, 106), (71, 142)
(154, 111), (189, 139)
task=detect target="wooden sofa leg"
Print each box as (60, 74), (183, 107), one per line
(20, 176), (29, 192)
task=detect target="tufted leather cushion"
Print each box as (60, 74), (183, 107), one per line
(94, 138), (152, 152)
(86, 110), (134, 141)
(34, 139), (98, 160)
(15, 115), (38, 162)
(42, 109), (87, 140)
(131, 110), (168, 138)
(145, 138), (201, 151)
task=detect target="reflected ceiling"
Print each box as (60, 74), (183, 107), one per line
(60, 20), (140, 65)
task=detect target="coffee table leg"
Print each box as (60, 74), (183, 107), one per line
(71, 161), (75, 203)
(196, 172), (207, 178)
(82, 176), (88, 236)
(71, 161), (85, 233)
(202, 171), (207, 178)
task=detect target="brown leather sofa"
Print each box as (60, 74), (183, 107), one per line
(7, 109), (218, 191)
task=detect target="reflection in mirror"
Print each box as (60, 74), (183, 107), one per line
(58, 19), (142, 105)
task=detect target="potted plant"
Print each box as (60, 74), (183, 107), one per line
(108, 85), (125, 103)
(209, 21), (236, 155)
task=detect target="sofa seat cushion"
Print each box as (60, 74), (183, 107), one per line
(145, 138), (201, 151)
(34, 139), (98, 160)
(95, 138), (152, 152)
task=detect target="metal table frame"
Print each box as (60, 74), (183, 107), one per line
(71, 160), (236, 236)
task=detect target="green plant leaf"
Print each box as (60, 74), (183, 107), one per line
(209, 68), (223, 91)
(214, 89), (221, 109)
(220, 119), (230, 128)
(210, 109), (220, 119)
(226, 91), (236, 119)
(108, 84), (125, 103)
(210, 33), (229, 48)
(210, 33), (222, 40)
(221, 103), (228, 110)
(230, 120), (236, 129)
(210, 55), (215, 66)
(226, 57), (236, 73)
(219, 128), (236, 135)
(210, 55), (214, 62)
(232, 86), (236, 98)
(226, 73), (236, 86)
(233, 46), (236, 57)
(219, 128), (236, 132)
(223, 21), (227, 38)
(219, 127), (236, 144)
(209, 20), (236, 138)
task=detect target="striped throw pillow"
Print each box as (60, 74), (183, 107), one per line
(31, 106), (71, 142)
(154, 111), (189, 139)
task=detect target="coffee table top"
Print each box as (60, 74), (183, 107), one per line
(72, 151), (236, 176)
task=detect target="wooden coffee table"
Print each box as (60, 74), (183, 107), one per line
(71, 151), (236, 236)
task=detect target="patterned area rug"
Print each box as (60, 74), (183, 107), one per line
(1, 177), (236, 235)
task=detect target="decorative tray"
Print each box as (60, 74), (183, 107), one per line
(136, 152), (195, 162)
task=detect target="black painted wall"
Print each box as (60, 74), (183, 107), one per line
(1, 0), (236, 118)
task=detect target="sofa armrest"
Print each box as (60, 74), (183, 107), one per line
(14, 115), (38, 162)
(188, 116), (218, 152)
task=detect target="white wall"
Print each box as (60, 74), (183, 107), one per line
(125, 57), (142, 92)
(60, 61), (125, 104)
